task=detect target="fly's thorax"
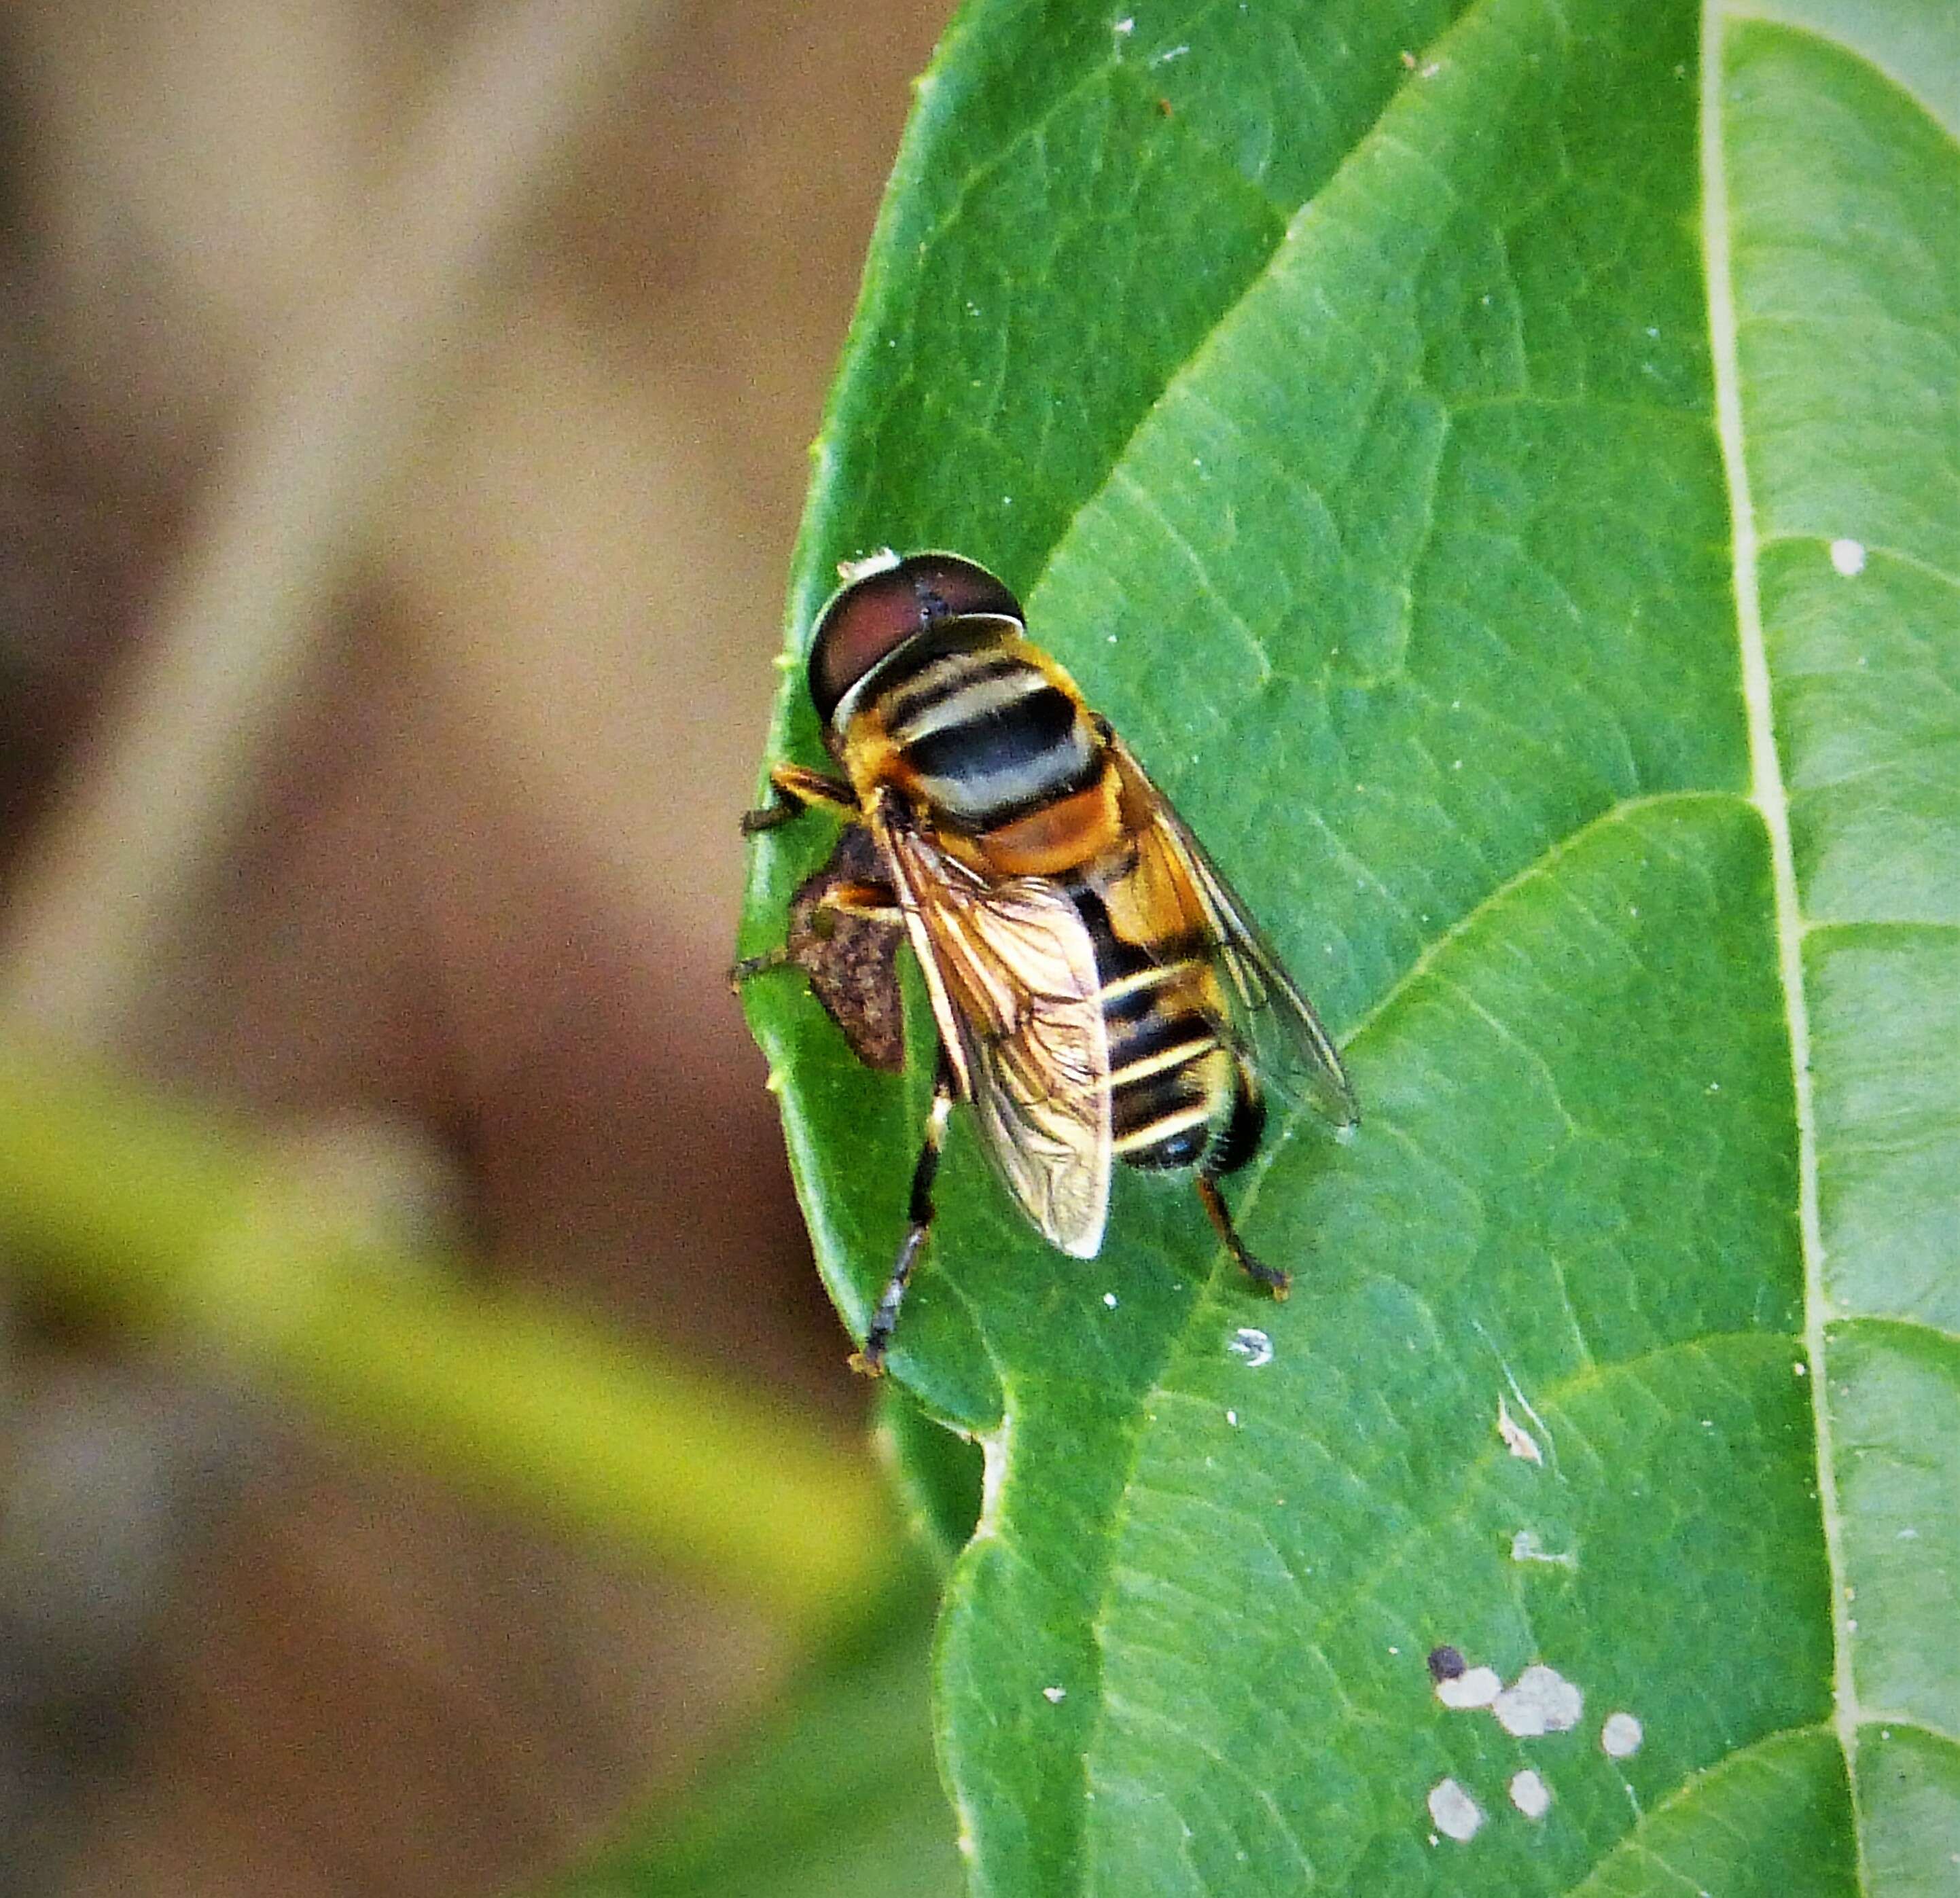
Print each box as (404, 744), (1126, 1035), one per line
(837, 620), (1119, 857)
(955, 770), (1125, 879)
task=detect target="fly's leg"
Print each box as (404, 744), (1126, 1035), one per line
(728, 878), (899, 985)
(850, 1062), (956, 1376)
(732, 766), (882, 987)
(1196, 1059), (1289, 1297)
(729, 944), (790, 983)
(741, 764), (859, 834)
(1195, 1175), (1290, 1300)
(814, 882), (902, 926)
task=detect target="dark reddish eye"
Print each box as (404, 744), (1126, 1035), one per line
(807, 552), (1024, 724)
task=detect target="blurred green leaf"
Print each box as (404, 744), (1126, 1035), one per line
(740, 0), (1957, 1891)
(0, 1043), (898, 1627)
(553, 1592), (961, 1898)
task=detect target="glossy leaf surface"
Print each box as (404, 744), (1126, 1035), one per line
(738, 1), (1958, 1889)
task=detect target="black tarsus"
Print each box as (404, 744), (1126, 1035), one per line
(741, 764), (857, 835)
(851, 1058), (957, 1375)
(1195, 1172), (1290, 1299)
(728, 944), (789, 986)
(740, 800), (799, 835)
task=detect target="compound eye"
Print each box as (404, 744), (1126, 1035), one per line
(808, 552), (1024, 725)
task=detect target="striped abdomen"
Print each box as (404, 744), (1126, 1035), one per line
(1077, 890), (1256, 1176)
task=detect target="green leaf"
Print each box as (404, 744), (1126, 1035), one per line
(876, 1383), (985, 1571)
(552, 1594), (963, 1898)
(738, 1), (1959, 1891)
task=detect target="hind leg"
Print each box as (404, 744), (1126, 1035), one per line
(1196, 1061), (1289, 1297)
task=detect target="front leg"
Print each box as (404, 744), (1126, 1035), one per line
(741, 763), (860, 834)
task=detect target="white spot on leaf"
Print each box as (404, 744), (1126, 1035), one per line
(1470, 1321), (1558, 1473)
(1493, 1664), (1583, 1736)
(1228, 1326), (1274, 1367)
(1509, 1769), (1552, 1819)
(1601, 1710), (1644, 1757)
(1498, 1394), (1543, 1463)
(1829, 538), (1866, 576)
(1511, 1530), (1578, 1569)
(1427, 1778), (1484, 1842)
(1436, 1665), (1503, 1709)
(1042, 1685), (1067, 1704)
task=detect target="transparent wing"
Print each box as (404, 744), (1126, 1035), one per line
(875, 809), (1112, 1257)
(1109, 738), (1359, 1130)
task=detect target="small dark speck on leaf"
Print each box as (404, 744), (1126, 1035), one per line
(1427, 1645), (1466, 1683)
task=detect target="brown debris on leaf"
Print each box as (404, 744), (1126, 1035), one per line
(777, 825), (907, 1072)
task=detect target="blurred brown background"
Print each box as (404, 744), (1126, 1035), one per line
(0, 1), (952, 1891)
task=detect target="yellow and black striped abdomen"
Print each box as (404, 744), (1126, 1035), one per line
(1076, 889), (1241, 1174)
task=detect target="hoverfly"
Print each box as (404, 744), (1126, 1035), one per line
(742, 550), (1357, 1374)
